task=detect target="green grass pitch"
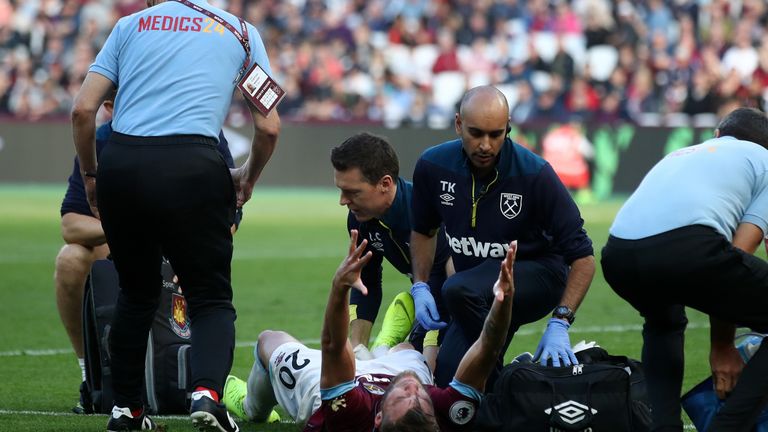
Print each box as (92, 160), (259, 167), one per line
(0, 185), (721, 430)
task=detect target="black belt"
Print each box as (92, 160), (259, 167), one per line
(109, 131), (217, 146)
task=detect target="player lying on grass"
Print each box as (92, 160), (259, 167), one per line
(223, 230), (517, 431)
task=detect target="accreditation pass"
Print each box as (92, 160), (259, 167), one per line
(238, 63), (285, 116)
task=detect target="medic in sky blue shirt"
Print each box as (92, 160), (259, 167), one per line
(411, 137), (593, 279)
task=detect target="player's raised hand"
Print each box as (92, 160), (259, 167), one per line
(493, 240), (517, 302)
(333, 229), (372, 295)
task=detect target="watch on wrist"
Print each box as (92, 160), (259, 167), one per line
(83, 171), (97, 178)
(552, 305), (575, 325)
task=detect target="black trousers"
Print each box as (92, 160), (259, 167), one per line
(97, 133), (237, 409)
(601, 225), (768, 432)
(434, 257), (565, 388)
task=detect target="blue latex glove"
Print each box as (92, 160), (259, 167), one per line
(410, 282), (447, 330)
(534, 318), (578, 367)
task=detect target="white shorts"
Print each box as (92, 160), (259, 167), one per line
(267, 342), (433, 426)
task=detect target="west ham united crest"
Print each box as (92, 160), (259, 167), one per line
(500, 193), (522, 219)
(170, 293), (191, 339)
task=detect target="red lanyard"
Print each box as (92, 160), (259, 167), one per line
(173, 0), (250, 82)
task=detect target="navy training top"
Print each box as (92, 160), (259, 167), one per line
(411, 138), (593, 278)
(348, 177), (451, 297)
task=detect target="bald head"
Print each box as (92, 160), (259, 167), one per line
(454, 86), (510, 176)
(458, 86), (510, 119)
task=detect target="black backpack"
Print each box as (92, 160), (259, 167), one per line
(475, 347), (652, 432)
(81, 258), (192, 414)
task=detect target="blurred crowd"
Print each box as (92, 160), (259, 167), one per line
(2, 0), (768, 127)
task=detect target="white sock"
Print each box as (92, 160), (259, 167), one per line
(78, 358), (86, 382)
(372, 345), (390, 358)
(245, 346), (278, 422)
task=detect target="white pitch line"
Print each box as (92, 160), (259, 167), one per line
(0, 409), (190, 419)
(0, 348), (73, 357)
(0, 409), (300, 424)
(0, 322), (710, 358)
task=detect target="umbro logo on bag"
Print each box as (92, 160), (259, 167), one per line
(544, 400), (597, 425)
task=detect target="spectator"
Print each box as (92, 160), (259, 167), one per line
(595, 91), (628, 123)
(553, 1), (581, 34)
(582, 0), (614, 48)
(431, 29), (461, 74)
(549, 36), (576, 87)
(531, 89), (568, 124)
(565, 76), (599, 121)
(459, 37), (497, 86)
(626, 66), (662, 120)
(642, 0), (674, 43)
(2, 0), (767, 126)
(0, 67), (10, 113)
(610, 1), (642, 47)
(721, 21), (759, 82)
(683, 69), (718, 115)
(750, 37), (768, 110)
(502, 58), (533, 85)
(455, 10), (492, 46)
(510, 80), (536, 124)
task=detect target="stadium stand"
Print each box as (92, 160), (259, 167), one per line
(0, 0), (766, 127)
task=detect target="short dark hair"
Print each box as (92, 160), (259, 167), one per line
(379, 404), (440, 432)
(330, 132), (399, 184)
(717, 107), (768, 149)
